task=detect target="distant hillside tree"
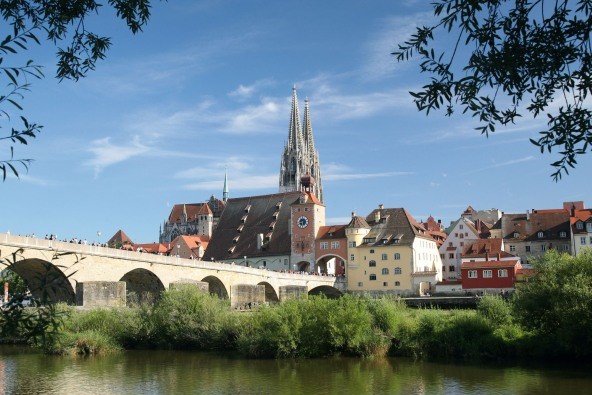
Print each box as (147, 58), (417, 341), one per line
(394, 0), (592, 180)
(0, 0), (153, 180)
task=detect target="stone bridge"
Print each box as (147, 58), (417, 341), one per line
(0, 234), (345, 309)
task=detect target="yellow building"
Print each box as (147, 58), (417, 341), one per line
(346, 205), (442, 296)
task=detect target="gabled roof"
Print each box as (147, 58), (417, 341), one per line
(203, 191), (302, 261)
(167, 203), (212, 224)
(362, 207), (435, 246)
(132, 243), (169, 253)
(107, 229), (133, 245)
(317, 225), (347, 240)
(501, 209), (570, 241)
(462, 238), (515, 259)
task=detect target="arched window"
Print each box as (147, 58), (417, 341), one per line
(394, 253), (401, 260)
(394, 267), (402, 275)
(369, 274), (377, 281)
(369, 260), (376, 267)
(381, 268), (389, 275)
(395, 281), (400, 286)
(538, 231), (544, 238)
(381, 253), (388, 260)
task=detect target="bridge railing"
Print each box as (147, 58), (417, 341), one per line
(0, 233), (340, 285)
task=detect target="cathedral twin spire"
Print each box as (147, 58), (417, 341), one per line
(279, 86), (324, 203)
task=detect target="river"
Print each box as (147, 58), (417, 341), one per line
(1, 345), (592, 394)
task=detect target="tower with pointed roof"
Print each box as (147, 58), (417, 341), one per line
(223, 169), (229, 203)
(279, 86), (324, 202)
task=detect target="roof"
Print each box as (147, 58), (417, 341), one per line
(361, 207), (436, 246)
(317, 225), (347, 240)
(175, 235), (210, 252)
(107, 229), (133, 245)
(132, 243), (169, 253)
(167, 203), (212, 224)
(203, 191), (303, 261)
(501, 209), (570, 241)
(462, 238), (515, 258)
(461, 260), (521, 269)
(571, 209), (592, 232)
(347, 214), (370, 229)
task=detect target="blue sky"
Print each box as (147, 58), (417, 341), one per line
(2, 0), (591, 244)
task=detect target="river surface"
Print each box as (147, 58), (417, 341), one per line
(1, 345), (592, 394)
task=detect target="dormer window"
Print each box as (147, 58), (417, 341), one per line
(237, 225), (244, 233)
(241, 215), (248, 223)
(244, 204), (251, 213)
(276, 202), (282, 208)
(538, 231), (544, 238)
(577, 222), (584, 230)
(587, 223), (592, 232)
(560, 231), (567, 238)
(513, 232), (519, 238)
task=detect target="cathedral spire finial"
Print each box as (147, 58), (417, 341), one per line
(223, 167), (229, 202)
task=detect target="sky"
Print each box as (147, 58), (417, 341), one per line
(1, 0), (591, 244)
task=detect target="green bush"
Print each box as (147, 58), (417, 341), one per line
(150, 285), (239, 350)
(45, 330), (121, 355)
(477, 295), (513, 327)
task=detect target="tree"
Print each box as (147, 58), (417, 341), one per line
(512, 250), (592, 357)
(394, 0), (592, 180)
(0, 0), (152, 180)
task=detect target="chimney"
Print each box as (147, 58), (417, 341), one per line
(257, 233), (264, 250)
(485, 252), (489, 261)
(374, 210), (381, 223)
(497, 253), (501, 261)
(352, 211), (356, 218)
(379, 204), (384, 210)
(526, 210), (530, 220)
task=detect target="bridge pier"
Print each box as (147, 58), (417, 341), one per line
(76, 281), (126, 307)
(279, 285), (308, 302)
(230, 284), (265, 310)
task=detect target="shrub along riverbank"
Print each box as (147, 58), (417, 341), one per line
(5, 288), (549, 360)
(4, 250), (592, 360)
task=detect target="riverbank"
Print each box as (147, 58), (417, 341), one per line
(2, 286), (541, 360)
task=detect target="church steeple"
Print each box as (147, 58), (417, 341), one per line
(279, 86), (324, 202)
(223, 168), (229, 203)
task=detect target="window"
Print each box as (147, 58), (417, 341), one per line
(460, 233), (464, 239)
(383, 282), (388, 287)
(381, 253), (388, 260)
(357, 282), (363, 287)
(440, 253), (444, 259)
(460, 224), (464, 229)
(449, 265), (455, 272)
(460, 242), (464, 246)
(468, 270), (477, 278)
(370, 249), (375, 253)
(513, 232), (519, 238)
(304, 207), (309, 212)
(560, 231), (567, 238)
(369, 260), (376, 267)
(525, 245), (531, 252)
(350, 254), (355, 261)
(442, 265), (446, 272)
(369, 274), (377, 281)
(382, 268), (389, 275)
(564, 244), (570, 251)
(394, 253), (401, 260)
(448, 253), (454, 259)
(510, 245), (515, 252)
(581, 237), (587, 245)
(320, 242), (328, 250)
(587, 223), (592, 232)
(577, 222), (584, 230)
(498, 269), (508, 277)
(465, 233), (468, 236)
(542, 245), (547, 251)
(455, 233), (458, 237)
(395, 281), (400, 286)
(331, 241), (340, 249)
(538, 231), (544, 238)
(348, 241), (356, 248)
(483, 270), (493, 278)
(394, 267), (402, 275)
(448, 242), (453, 246)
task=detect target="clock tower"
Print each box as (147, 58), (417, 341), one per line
(290, 174), (325, 272)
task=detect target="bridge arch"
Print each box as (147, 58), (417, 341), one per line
(257, 281), (279, 303)
(7, 258), (76, 304)
(201, 275), (228, 299)
(315, 253), (346, 275)
(120, 268), (165, 304)
(295, 260), (310, 272)
(308, 285), (342, 299)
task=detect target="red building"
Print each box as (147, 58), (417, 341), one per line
(460, 259), (521, 290)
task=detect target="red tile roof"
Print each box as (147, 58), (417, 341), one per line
(317, 225), (347, 239)
(461, 260), (521, 269)
(167, 203), (212, 224)
(107, 229), (133, 245)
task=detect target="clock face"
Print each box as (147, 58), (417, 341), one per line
(297, 215), (309, 228)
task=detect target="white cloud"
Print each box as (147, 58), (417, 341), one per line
(85, 136), (151, 177)
(465, 156), (535, 174)
(228, 79), (274, 100)
(323, 162), (413, 181)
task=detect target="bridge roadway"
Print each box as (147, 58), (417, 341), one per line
(0, 234), (345, 308)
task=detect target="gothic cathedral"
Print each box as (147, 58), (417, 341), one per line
(279, 86), (324, 202)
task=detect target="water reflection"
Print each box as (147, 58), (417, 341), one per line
(1, 346), (591, 394)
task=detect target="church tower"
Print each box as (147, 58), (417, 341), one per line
(279, 86), (324, 202)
